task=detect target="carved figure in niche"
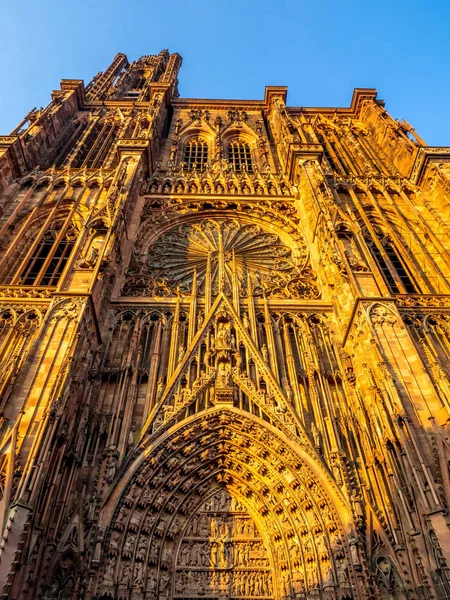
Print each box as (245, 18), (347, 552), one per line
(311, 422), (321, 449)
(143, 513), (156, 531)
(337, 558), (349, 583)
(190, 514), (198, 535)
(308, 566), (319, 587)
(119, 560), (131, 584)
(210, 516), (218, 538)
(114, 506), (128, 531)
(231, 332), (236, 348)
(210, 541), (218, 566)
(204, 347), (212, 370)
(285, 381), (293, 403)
(219, 539), (228, 567)
(180, 543), (190, 566)
(351, 489), (365, 521)
(216, 360), (231, 387)
(243, 542), (250, 565)
(156, 378), (164, 400)
(349, 536), (361, 566)
(216, 321), (230, 350)
(331, 455), (343, 485)
(148, 540), (159, 564)
(106, 454), (118, 482)
(198, 514), (209, 536)
(178, 344), (185, 363)
(293, 569), (305, 593)
(77, 232), (104, 269)
(377, 556), (392, 581)
(220, 490), (229, 509)
(159, 571), (171, 595)
(261, 344), (269, 362)
(324, 564), (334, 585)
(317, 534), (328, 556)
(146, 575), (156, 595)
(280, 571), (291, 597)
(243, 313), (250, 331)
(87, 489), (98, 520)
(235, 543), (242, 565)
(186, 542), (195, 566)
(103, 557), (116, 584)
(123, 534), (135, 556)
(134, 562), (144, 588)
(135, 537), (147, 562)
(156, 518), (166, 537)
(127, 423), (136, 448)
(220, 517), (229, 536)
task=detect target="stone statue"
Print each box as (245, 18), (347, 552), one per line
(156, 378), (164, 399)
(311, 422), (320, 448)
(349, 536), (361, 566)
(351, 489), (365, 520)
(127, 423), (135, 447)
(106, 454), (117, 482)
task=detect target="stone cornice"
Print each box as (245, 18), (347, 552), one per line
(285, 143), (323, 179)
(395, 294), (450, 309)
(74, 87), (382, 117)
(288, 88), (381, 117)
(59, 79), (86, 109)
(409, 146), (450, 184)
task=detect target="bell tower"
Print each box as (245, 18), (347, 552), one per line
(0, 51), (450, 600)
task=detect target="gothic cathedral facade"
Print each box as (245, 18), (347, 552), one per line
(0, 50), (450, 600)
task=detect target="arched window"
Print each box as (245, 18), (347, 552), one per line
(183, 138), (208, 171)
(366, 233), (418, 294)
(228, 140), (253, 173)
(18, 226), (76, 287)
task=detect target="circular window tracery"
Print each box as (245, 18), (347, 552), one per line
(123, 218), (318, 299)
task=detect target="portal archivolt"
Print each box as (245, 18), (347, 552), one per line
(96, 409), (359, 600)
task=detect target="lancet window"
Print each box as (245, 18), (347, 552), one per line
(183, 138), (209, 171)
(19, 226), (76, 286)
(227, 140), (253, 172)
(1, 219), (76, 287)
(366, 232), (418, 294)
(71, 120), (118, 169)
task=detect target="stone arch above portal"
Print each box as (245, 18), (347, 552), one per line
(96, 408), (358, 600)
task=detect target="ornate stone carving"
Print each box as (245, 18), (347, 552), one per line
(124, 217), (318, 300)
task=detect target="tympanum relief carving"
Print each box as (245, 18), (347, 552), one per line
(175, 489), (273, 599)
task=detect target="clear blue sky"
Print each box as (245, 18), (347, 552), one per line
(1, 0), (449, 145)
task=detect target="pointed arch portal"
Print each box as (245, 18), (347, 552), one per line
(97, 407), (356, 600)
